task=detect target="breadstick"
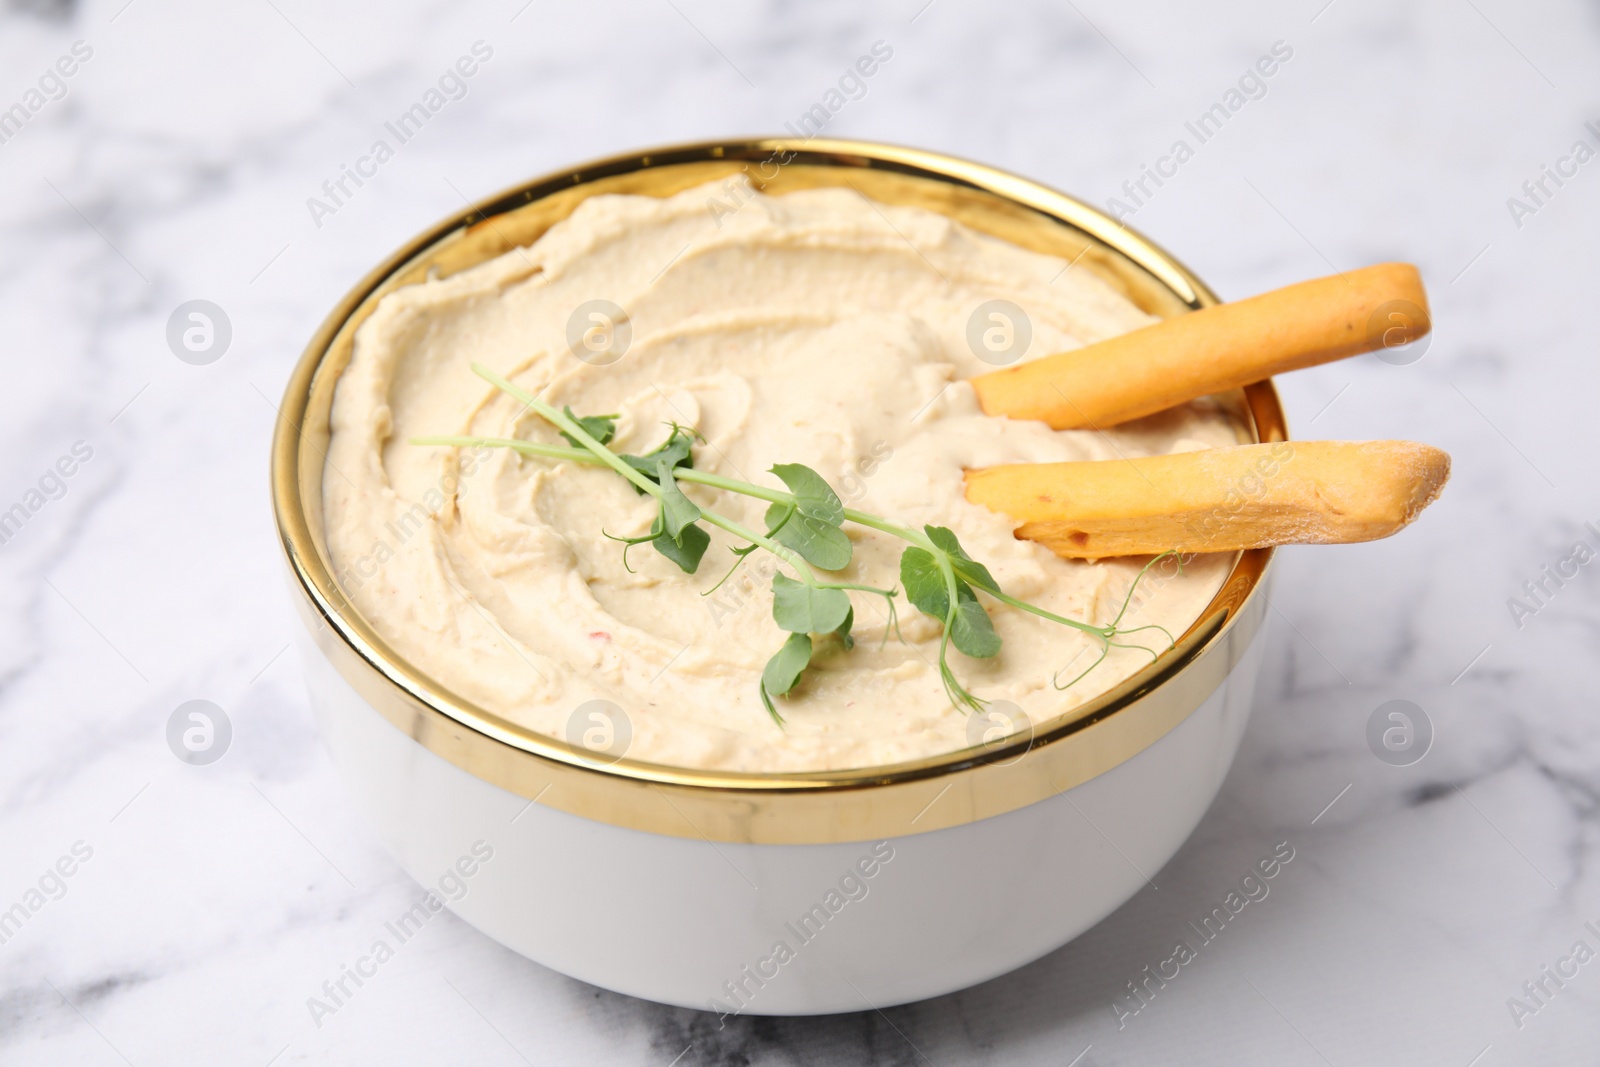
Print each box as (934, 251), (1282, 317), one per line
(963, 440), (1450, 559)
(971, 263), (1430, 429)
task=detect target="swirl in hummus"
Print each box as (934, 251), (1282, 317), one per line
(323, 179), (1242, 773)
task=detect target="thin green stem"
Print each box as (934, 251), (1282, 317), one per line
(1113, 622), (1177, 647)
(1054, 644), (1110, 690)
(841, 509), (932, 548)
(818, 581), (896, 595)
(669, 467), (787, 504)
(984, 587), (1109, 638)
(1107, 639), (1162, 667)
(702, 548), (755, 597)
(472, 364), (660, 497)
(931, 546), (984, 712)
(1108, 550), (1178, 631)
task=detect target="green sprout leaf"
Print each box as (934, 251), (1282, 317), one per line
(770, 464), (845, 524)
(760, 463), (851, 570)
(949, 589), (1001, 658)
(899, 547), (950, 619)
(559, 407), (617, 448)
(771, 574), (852, 634)
(649, 456), (708, 573)
(610, 509), (710, 574)
(901, 550), (1001, 659)
(764, 504), (853, 570)
(655, 458), (701, 538)
(924, 525), (1000, 594)
(652, 520), (709, 573)
(619, 424), (697, 491)
(760, 632), (813, 724)
(833, 604), (855, 651)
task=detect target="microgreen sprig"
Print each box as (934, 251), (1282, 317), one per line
(413, 363), (1175, 725)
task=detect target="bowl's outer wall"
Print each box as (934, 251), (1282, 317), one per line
(299, 600), (1267, 1014)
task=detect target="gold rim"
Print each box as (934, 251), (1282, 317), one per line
(271, 138), (1281, 845)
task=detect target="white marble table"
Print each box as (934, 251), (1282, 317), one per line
(3, 0), (1597, 1062)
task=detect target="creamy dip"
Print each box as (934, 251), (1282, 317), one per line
(323, 179), (1239, 773)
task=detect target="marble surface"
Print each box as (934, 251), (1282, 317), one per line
(3, 0), (1599, 1062)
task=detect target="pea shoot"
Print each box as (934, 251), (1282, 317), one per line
(414, 363), (1176, 725)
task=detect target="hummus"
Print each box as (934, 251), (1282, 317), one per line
(323, 179), (1240, 773)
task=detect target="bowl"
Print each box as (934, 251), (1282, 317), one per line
(271, 138), (1279, 1015)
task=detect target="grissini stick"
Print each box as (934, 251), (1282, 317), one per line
(963, 440), (1450, 560)
(970, 263), (1430, 429)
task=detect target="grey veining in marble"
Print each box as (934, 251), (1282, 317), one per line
(2, 0), (1598, 1062)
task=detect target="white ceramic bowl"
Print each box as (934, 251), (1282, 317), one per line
(272, 139), (1279, 1015)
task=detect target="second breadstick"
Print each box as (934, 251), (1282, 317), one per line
(963, 440), (1450, 559)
